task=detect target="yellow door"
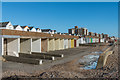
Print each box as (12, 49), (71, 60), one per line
(71, 39), (74, 48)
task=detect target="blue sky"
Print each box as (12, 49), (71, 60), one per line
(1, 0), (120, 2)
(2, 2), (118, 37)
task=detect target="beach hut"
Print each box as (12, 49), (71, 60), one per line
(64, 39), (68, 49)
(55, 38), (60, 50)
(91, 38), (93, 43)
(99, 38), (101, 43)
(74, 39), (77, 47)
(93, 38), (95, 43)
(3, 38), (20, 57)
(76, 39), (79, 47)
(87, 37), (89, 43)
(71, 39), (74, 48)
(41, 38), (49, 52)
(59, 39), (64, 50)
(32, 38), (41, 53)
(68, 39), (71, 48)
(20, 38), (32, 54)
(48, 38), (55, 51)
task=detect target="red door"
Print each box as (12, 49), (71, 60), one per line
(99, 38), (100, 43)
(74, 40), (76, 47)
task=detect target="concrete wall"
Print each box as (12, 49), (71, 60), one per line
(0, 37), (3, 56)
(20, 38), (32, 54)
(6, 38), (20, 56)
(55, 39), (60, 50)
(71, 39), (74, 48)
(59, 39), (64, 50)
(48, 38), (55, 51)
(68, 39), (71, 48)
(41, 38), (48, 52)
(96, 46), (113, 69)
(64, 39), (68, 49)
(32, 38), (41, 53)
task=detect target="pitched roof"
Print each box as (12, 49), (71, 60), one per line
(13, 25), (19, 29)
(36, 28), (39, 29)
(29, 27), (34, 30)
(41, 29), (51, 32)
(0, 22), (9, 27)
(21, 26), (28, 29)
(36, 28), (40, 30)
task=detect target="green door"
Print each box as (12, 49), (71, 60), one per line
(91, 38), (92, 43)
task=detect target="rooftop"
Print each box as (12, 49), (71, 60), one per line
(0, 22), (10, 27)
(29, 27), (34, 30)
(13, 25), (19, 29)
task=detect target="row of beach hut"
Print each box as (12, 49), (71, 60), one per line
(0, 29), (80, 57)
(2, 38), (79, 57)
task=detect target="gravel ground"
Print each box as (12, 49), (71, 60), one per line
(2, 43), (118, 79)
(29, 45), (118, 78)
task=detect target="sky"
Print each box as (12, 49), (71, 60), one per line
(1, 0), (120, 2)
(2, 2), (118, 37)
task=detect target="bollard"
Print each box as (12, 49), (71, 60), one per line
(39, 60), (43, 65)
(52, 56), (55, 60)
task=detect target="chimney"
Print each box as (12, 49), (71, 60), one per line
(75, 26), (78, 29)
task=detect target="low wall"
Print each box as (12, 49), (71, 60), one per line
(96, 45), (114, 69)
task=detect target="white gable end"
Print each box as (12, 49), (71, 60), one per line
(24, 27), (29, 31)
(36, 29), (41, 32)
(15, 25), (23, 31)
(6, 22), (14, 29)
(30, 28), (36, 32)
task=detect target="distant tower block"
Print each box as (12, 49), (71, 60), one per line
(75, 26), (78, 28)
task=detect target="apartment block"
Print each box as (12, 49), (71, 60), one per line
(68, 26), (88, 36)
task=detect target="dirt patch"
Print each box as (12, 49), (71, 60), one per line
(2, 44), (118, 79)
